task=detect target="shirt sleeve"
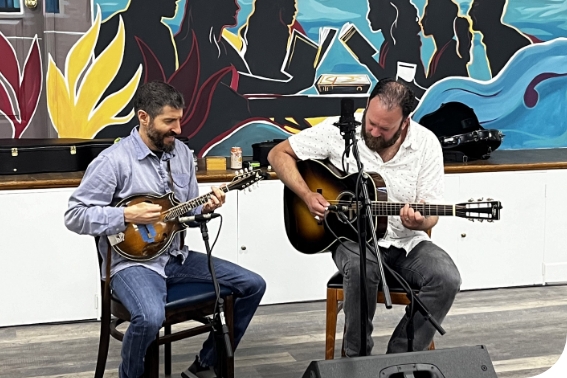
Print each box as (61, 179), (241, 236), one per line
(288, 120), (340, 161)
(416, 130), (445, 204)
(64, 155), (126, 236)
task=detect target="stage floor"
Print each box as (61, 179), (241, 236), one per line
(1, 284), (566, 377)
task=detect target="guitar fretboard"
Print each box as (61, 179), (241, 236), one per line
(371, 202), (456, 216)
(369, 202), (456, 216)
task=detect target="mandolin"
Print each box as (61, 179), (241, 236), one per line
(283, 159), (502, 254)
(109, 169), (266, 261)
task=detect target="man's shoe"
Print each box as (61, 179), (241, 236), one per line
(181, 355), (216, 378)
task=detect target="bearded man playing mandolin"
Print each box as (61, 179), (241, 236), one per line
(268, 78), (462, 357)
(65, 81), (265, 378)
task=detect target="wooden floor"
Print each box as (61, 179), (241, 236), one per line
(1, 284), (567, 378)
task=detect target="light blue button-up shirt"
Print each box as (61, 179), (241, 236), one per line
(64, 127), (201, 280)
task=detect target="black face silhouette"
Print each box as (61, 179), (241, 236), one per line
(421, 0), (459, 39)
(161, 0), (179, 18)
(469, 0), (504, 30)
(192, 0), (241, 30)
(395, 1), (422, 38)
(279, 0), (297, 26)
(421, 2), (435, 36)
(367, 0), (397, 32)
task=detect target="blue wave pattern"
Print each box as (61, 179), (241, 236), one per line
(413, 38), (567, 150)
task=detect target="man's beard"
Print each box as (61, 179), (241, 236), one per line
(361, 122), (403, 153)
(147, 121), (176, 153)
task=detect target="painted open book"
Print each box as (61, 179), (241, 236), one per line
(284, 27), (337, 75)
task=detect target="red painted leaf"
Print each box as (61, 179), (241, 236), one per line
(0, 31), (20, 94)
(182, 66), (232, 138)
(135, 36), (166, 84)
(19, 38), (42, 124)
(169, 31), (200, 123)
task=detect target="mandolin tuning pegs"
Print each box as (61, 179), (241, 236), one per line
(487, 198), (494, 201)
(469, 219), (475, 222)
(487, 219), (494, 223)
(468, 198), (474, 202)
(477, 197), (483, 201)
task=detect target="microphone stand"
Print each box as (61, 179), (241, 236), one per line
(192, 217), (233, 377)
(335, 117), (392, 357)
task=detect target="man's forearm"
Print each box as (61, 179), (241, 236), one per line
(269, 153), (312, 201)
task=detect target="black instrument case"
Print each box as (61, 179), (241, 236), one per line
(0, 138), (115, 175)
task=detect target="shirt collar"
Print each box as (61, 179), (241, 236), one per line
(401, 119), (419, 151)
(131, 127), (176, 161)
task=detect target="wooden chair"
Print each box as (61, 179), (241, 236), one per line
(325, 230), (435, 359)
(94, 238), (235, 378)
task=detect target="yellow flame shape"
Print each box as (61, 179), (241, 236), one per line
(47, 9), (142, 138)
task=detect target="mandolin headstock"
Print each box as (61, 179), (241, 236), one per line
(226, 168), (267, 192)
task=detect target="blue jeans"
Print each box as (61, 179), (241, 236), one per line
(110, 251), (266, 378)
(333, 240), (461, 357)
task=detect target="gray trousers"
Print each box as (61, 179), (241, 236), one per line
(332, 240), (461, 356)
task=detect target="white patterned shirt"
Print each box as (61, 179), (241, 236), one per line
(288, 114), (444, 254)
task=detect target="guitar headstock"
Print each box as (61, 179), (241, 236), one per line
(226, 168), (267, 192)
(455, 198), (502, 221)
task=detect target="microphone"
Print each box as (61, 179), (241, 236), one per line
(327, 205), (349, 212)
(178, 212), (221, 223)
(338, 98), (356, 125)
(334, 99), (361, 158)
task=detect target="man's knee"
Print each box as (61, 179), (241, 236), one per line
(133, 307), (165, 333)
(433, 263), (461, 298)
(250, 272), (267, 297)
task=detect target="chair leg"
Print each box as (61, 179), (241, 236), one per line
(164, 325), (172, 376)
(95, 294), (111, 378)
(143, 336), (159, 378)
(325, 288), (339, 360)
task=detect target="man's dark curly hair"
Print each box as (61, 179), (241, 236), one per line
(133, 81), (185, 119)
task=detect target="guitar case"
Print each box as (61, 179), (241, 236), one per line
(418, 102), (504, 162)
(0, 138), (115, 175)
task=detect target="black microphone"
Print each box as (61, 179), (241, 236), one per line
(327, 205), (349, 212)
(178, 212), (221, 223)
(334, 99), (361, 158)
(338, 98), (356, 125)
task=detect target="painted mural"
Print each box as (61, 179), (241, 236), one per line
(0, 0), (566, 155)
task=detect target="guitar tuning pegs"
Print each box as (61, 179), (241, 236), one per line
(477, 197), (483, 201)
(487, 198), (494, 201)
(468, 198), (474, 202)
(487, 219), (493, 223)
(468, 219), (475, 222)
(478, 219), (484, 223)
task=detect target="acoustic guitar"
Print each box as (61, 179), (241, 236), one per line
(283, 160), (502, 254)
(110, 169), (266, 261)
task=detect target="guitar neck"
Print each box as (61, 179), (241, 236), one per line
(370, 202), (455, 216)
(164, 186), (229, 221)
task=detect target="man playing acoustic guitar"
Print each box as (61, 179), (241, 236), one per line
(65, 81), (265, 378)
(268, 78), (461, 356)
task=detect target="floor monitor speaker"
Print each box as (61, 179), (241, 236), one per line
(302, 345), (497, 378)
